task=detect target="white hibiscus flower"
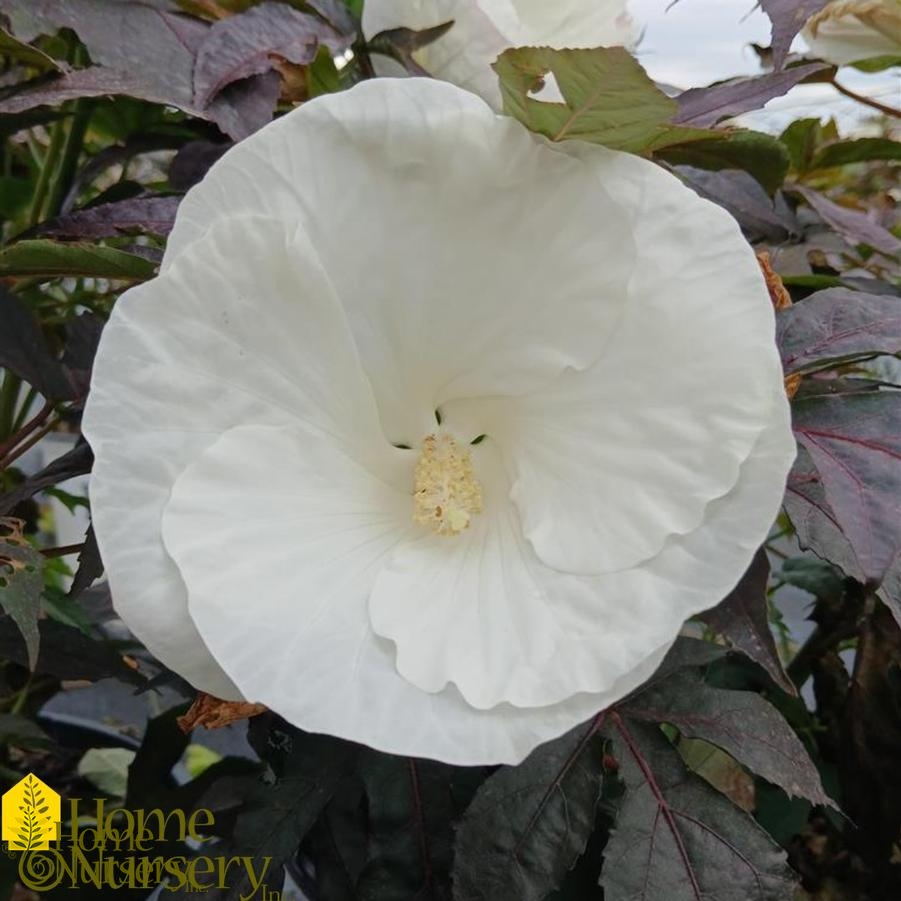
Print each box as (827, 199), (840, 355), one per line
(802, 0), (901, 66)
(82, 78), (794, 766)
(361, 0), (639, 107)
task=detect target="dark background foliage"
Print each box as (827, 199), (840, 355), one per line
(0, 1), (899, 899)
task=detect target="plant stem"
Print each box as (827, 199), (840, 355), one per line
(831, 79), (901, 119)
(786, 619), (859, 688)
(0, 373), (21, 442)
(0, 416), (59, 471)
(41, 543), (84, 559)
(11, 387), (38, 434)
(0, 400), (53, 461)
(10, 674), (33, 716)
(27, 116), (69, 227)
(45, 96), (95, 219)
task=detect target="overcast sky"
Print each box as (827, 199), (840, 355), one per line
(629, 0), (899, 133)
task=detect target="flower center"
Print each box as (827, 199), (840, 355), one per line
(413, 433), (483, 536)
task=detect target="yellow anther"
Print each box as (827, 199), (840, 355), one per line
(413, 433), (483, 536)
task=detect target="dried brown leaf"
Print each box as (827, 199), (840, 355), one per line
(177, 692), (267, 732)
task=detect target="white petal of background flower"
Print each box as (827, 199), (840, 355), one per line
(802, 0), (901, 65)
(166, 80), (638, 447)
(83, 215), (404, 698)
(361, 0), (638, 107)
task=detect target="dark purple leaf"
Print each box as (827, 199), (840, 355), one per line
(368, 22), (454, 76)
(0, 441), (93, 517)
(0, 1), (278, 139)
(357, 754), (458, 900)
(784, 445), (866, 582)
(205, 69), (281, 142)
(68, 524), (102, 599)
(168, 139), (231, 192)
(698, 550), (796, 695)
(60, 311), (104, 401)
(0, 66), (188, 114)
(0, 108), (66, 140)
(62, 136), (187, 213)
(30, 195), (181, 239)
(196, 716), (358, 901)
(304, 0), (358, 35)
(0, 284), (69, 399)
(678, 167), (796, 241)
(638, 637), (728, 690)
(1, 0), (205, 103)
(759, 0), (831, 69)
(623, 669), (832, 805)
(601, 716), (796, 901)
(193, 1), (346, 108)
(796, 185), (901, 257)
(778, 288), (901, 374)
(453, 714), (607, 901)
(878, 557), (901, 629)
(675, 64), (826, 127)
(0, 614), (142, 684)
(792, 390), (901, 584)
(840, 277), (901, 298)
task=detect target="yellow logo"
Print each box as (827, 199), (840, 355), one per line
(2, 773), (61, 851)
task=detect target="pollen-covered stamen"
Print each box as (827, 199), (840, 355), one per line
(413, 433), (483, 536)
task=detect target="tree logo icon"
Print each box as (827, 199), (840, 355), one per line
(1, 774), (61, 851)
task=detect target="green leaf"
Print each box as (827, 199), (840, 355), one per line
(0, 176), (32, 219)
(0, 713), (53, 750)
(778, 557), (845, 600)
(308, 44), (341, 97)
(0, 240), (157, 280)
(656, 130), (790, 194)
(453, 714), (607, 901)
(849, 53), (901, 72)
(494, 46), (709, 153)
(780, 117), (837, 173)
(0, 518), (44, 669)
(0, 27), (61, 71)
(811, 137), (901, 169)
(41, 585), (93, 635)
(78, 747), (136, 799)
(600, 717), (797, 901)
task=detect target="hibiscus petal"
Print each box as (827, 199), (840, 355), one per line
(161, 423), (674, 764)
(370, 396), (793, 710)
(370, 440), (636, 709)
(163, 78), (638, 446)
(445, 149), (787, 575)
(82, 215), (398, 695)
(165, 403), (791, 744)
